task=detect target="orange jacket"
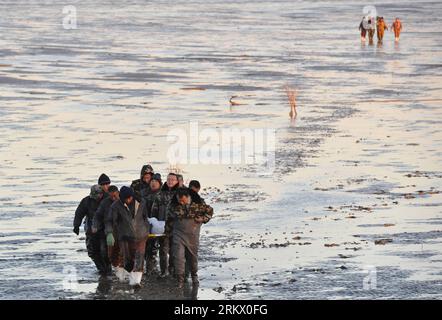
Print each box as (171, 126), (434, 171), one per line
(377, 20), (387, 31)
(392, 20), (402, 31)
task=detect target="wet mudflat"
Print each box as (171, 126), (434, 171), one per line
(0, 0), (441, 299)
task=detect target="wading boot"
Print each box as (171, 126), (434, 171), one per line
(191, 274), (199, 286)
(177, 275), (185, 289)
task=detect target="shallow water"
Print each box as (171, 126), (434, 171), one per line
(0, 0), (441, 299)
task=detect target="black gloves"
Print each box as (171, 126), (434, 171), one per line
(73, 226), (80, 235)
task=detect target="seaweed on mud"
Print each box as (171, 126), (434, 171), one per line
(199, 232), (241, 263)
(202, 184), (268, 203)
(405, 171), (442, 179)
(226, 263), (442, 299)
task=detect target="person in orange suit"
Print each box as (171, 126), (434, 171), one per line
(391, 17), (403, 42)
(376, 17), (388, 42)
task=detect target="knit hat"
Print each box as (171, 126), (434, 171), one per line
(152, 173), (162, 183)
(90, 184), (104, 200)
(108, 185), (119, 193)
(98, 173), (111, 186)
(119, 186), (134, 201)
(140, 165), (154, 178)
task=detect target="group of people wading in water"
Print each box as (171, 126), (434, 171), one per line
(73, 166), (214, 289)
(359, 16), (403, 44)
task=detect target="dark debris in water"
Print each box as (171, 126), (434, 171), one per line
(374, 239), (393, 245)
(405, 171), (442, 179)
(226, 261), (442, 299)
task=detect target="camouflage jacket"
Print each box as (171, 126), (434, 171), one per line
(169, 202), (214, 223)
(130, 179), (151, 203)
(142, 189), (160, 219)
(150, 184), (178, 222)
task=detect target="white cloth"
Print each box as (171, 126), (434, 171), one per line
(129, 272), (143, 286)
(148, 217), (165, 235)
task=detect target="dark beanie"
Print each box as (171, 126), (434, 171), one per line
(189, 180), (201, 189)
(119, 186), (134, 201)
(98, 173), (111, 185)
(152, 173), (162, 183)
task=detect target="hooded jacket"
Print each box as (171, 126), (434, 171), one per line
(73, 196), (102, 234)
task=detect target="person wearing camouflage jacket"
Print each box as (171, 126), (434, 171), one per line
(130, 164), (154, 203)
(167, 188), (214, 287)
(150, 173), (179, 276)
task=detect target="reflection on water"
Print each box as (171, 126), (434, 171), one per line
(90, 276), (200, 300)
